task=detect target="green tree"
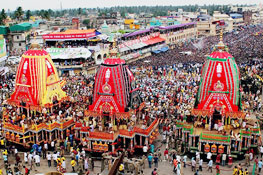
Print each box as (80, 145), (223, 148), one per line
(39, 10), (50, 20)
(26, 10), (32, 20)
(78, 8), (82, 15)
(40, 9), (45, 19)
(0, 9), (7, 25)
(48, 9), (54, 17)
(14, 6), (24, 21)
(1, 9), (7, 21)
(43, 10), (50, 20)
(83, 19), (90, 28)
(0, 17), (4, 25)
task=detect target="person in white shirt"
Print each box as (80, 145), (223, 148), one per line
(177, 162), (181, 175)
(196, 151), (200, 162)
(143, 145), (148, 155)
(207, 152), (212, 161)
(84, 157), (89, 171)
(51, 141), (55, 151)
(47, 152), (52, 167)
(62, 160), (66, 170)
(176, 155), (181, 162)
(183, 155), (187, 167)
(199, 159), (203, 171)
(34, 154), (40, 166)
(191, 158), (196, 172)
(44, 142), (48, 150)
(57, 151), (60, 157)
(81, 150), (86, 158)
(24, 152), (28, 164)
(242, 120), (246, 128)
(28, 153), (33, 167)
(53, 152), (58, 167)
(208, 159), (213, 173)
(260, 145), (263, 158)
(222, 154), (227, 166)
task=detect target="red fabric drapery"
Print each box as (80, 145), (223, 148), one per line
(143, 37), (165, 45)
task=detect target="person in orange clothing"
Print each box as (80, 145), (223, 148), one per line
(173, 158), (178, 173)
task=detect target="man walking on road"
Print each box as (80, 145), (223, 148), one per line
(47, 152), (51, 167)
(199, 159), (203, 171)
(191, 158), (196, 172)
(245, 152), (250, 166)
(208, 159), (213, 173)
(148, 153), (153, 168)
(222, 154), (226, 166)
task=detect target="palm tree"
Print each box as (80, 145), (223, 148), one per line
(26, 10), (32, 20)
(14, 6), (24, 21)
(43, 11), (50, 20)
(0, 9), (7, 25)
(1, 9), (7, 21)
(78, 8), (82, 16)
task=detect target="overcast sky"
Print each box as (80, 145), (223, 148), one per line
(3, 0), (261, 11)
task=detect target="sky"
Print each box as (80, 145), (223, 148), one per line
(2, 0), (262, 11)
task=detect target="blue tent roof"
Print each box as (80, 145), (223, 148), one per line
(160, 47), (169, 52)
(152, 50), (161, 54)
(31, 20), (44, 28)
(230, 13), (243, 19)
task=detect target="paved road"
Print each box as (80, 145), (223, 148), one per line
(0, 134), (259, 175)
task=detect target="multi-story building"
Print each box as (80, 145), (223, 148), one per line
(159, 22), (197, 48)
(9, 23), (32, 51)
(213, 12), (234, 33)
(230, 13), (244, 28)
(197, 12), (234, 37)
(196, 14), (216, 36)
(230, 5), (262, 13)
(243, 11), (253, 25)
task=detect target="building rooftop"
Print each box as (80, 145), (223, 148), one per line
(10, 23), (32, 32)
(0, 26), (8, 35)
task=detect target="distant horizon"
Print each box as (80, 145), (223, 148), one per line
(2, 0), (262, 11)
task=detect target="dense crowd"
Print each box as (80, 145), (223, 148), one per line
(1, 25), (263, 175)
(132, 63), (201, 120)
(130, 25), (263, 67)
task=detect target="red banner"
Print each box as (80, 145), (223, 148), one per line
(43, 32), (96, 40)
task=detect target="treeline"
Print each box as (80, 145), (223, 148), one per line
(98, 5), (233, 16)
(0, 4), (256, 25)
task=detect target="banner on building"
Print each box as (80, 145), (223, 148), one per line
(0, 38), (7, 58)
(46, 48), (92, 59)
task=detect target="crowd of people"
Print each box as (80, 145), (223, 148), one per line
(130, 24), (263, 67)
(1, 24), (263, 175)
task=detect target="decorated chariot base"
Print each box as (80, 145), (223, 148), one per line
(2, 44), (73, 148)
(175, 32), (261, 159)
(74, 48), (159, 153)
(1, 43), (159, 154)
